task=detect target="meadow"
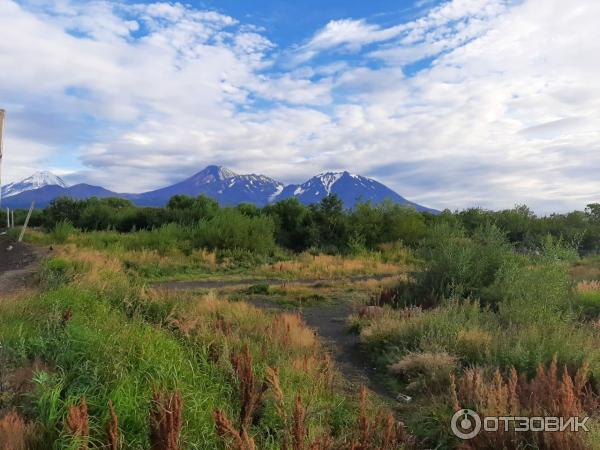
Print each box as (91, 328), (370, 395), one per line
(2, 195), (600, 449)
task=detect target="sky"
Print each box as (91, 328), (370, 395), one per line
(0, 0), (599, 213)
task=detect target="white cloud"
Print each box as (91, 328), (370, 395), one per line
(1, 0), (600, 213)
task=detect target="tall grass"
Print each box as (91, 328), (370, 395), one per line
(0, 244), (380, 449)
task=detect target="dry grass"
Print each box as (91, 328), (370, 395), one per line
(352, 275), (408, 292)
(216, 363), (416, 450)
(343, 386), (417, 450)
(456, 328), (493, 360)
(260, 253), (404, 279)
(450, 358), (596, 450)
(124, 248), (217, 269)
(214, 410), (256, 450)
(55, 245), (124, 288)
(231, 345), (267, 431)
(577, 280), (600, 293)
(66, 397), (89, 449)
(571, 260), (600, 283)
(149, 390), (183, 450)
(270, 313), (318, 349)
(389, 352), (457, 391)
(106, 400), (120, 450)
(0, 411), (37, 450)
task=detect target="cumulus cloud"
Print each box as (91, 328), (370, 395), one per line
(1, 0), (599, 212)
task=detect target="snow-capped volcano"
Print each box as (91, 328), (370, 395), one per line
(274, 171), (436, 212)
(126, 165), (284, 207)
(1, 171), (68, 198)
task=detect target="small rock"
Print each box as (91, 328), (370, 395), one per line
(396, 393), (412, 403)
(6, 245), (13, 251)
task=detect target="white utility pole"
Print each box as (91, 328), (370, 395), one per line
(0, 109), (5, 211)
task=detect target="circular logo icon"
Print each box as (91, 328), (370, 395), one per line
(451, 409), (481, 439)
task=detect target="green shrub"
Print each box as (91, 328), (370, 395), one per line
(49, 219), (75, 244)
(191, 209), (276, 255)
(405, 223), (515, 306)
(247, 283), (270, 295)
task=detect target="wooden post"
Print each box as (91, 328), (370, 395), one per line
(11, 209), (14, 228)
(5, 207), (8, 228)
(18, 201), (34, 242)
(0, 109), (5, 210)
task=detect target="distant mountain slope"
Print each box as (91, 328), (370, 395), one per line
(126, 165), (284, 207)
(3, 165), (438, 213)
(1, 171), (67, 198)
(3, 184), (118, 209)
(276, 171), (436, 212)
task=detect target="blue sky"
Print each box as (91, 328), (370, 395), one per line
(197, 0), (431, 44)
(1, 0), (599, 212)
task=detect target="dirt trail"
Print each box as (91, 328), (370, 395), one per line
(153, 273), (397, 290)
(0, 234), (44, 297)
(155, 272), (400, 402)
(249, 298), (396, 403)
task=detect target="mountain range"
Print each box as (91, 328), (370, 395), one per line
(1, 166), (437, 213)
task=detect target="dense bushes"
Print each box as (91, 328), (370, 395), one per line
(353, 217), (600, 447)
(455, 203), (600, 254)
(15, 194), (430, 254)
(417, 223), (515, 304)
(7, 193), (600, 256)
(190, 209), (276, 254)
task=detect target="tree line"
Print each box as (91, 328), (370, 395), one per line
(2, 194), (600, 254)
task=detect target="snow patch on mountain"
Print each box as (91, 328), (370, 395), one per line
(2, 171), (68, 198)
(316, 172), (344, 194)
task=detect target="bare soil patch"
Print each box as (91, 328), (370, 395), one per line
(0, 235), (44, 297)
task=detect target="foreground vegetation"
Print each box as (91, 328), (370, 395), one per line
(352, 225), (600, 448)
(0, 244), (414, 449)
(3, 194), (600, 449)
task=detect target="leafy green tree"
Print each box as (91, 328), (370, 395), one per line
(43, 197), (86, 229)
(237, 203), (261, 217)
(264, 198), (312, 251)
(166, 195), (195, 210)
(310, 194), (349, 252)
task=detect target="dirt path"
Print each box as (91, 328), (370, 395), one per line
(248, 296), (397, 404)
(0, 234), (44, 297)
(154, 272), (400, 403)
(153, 273), (397, 290)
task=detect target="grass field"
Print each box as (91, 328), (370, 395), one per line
(0, 229), (414, 449)
(4, 222), (600, 449)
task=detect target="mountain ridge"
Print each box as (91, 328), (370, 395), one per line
(2, 166), (438, 213)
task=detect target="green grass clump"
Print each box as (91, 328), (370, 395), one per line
(246, 283), (270, 295)
(49, 220), (76, 244)
(575, 291), (600, 320)
(0, 286), (228, 449)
